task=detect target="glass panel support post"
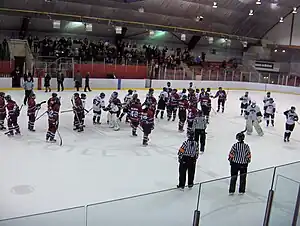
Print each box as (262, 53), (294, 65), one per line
(292, 184), (300, 226)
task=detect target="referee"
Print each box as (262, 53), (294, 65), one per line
(177, 132), (199, 190)
(228, 132), (251, 195)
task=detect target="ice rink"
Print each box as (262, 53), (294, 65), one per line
(0, 88), (300, 224)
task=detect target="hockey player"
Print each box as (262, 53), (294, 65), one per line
(284, 106), (298, 142)
(93, 93), (106, 124)
(265, 98), (276, 127)
(107, 91), (119, 124)
(143, 88), (157, 112)
(178, 95), (189, 132)
(129, 94), (142, 136)
(140, 104), (154, 146)
(244, 101), (263, 136)
(27, 93), (41, 132)
(166, 82), (172, 94)
(107, 92), (122, 131)
(263, 92), (272, 118)
(199, 90), (211, 123)
(239, 92), (251, 116)
(192, 110), (207, 153)
(179, 88), (187, 99)
(119, 89), (133, 122)
(72, 93), (84, 132)
(156, 87), (168, 119)
(206, 88), (211, 97)
(46, 97), (60, 143)
(167, 89), (180, 121)
(5, 95), (21, 136)
(0, 92), (6, 130)
(80, 93), (87, 127)
(188, 89), (198, 108)
(187, 105), (198, 136)
(214, 87), (227, 113)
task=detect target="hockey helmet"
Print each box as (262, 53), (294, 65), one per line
(112, 91), (118, 97)
(128, 89), (133, 94)
(182, 88), (186, 93)
(218, 87), (222, 90)
(236, 132), (245, 142)
(5, 95), (11, 101)
(201, 88), (205, 92)
(163, 87), (167, 92)
(167, 82), (171, 87)
(81, 93), (87, 99)
(267, 92), (271, 96)
(207, 88), (211, 92)
(291, 106), (296, 111)
(172, 88), (178, 93)
(52, 93), (58, 98)
(74, 93), (80, 97)
(0, 92), (5, 97)
(149, 88), (154, 94)
(100, 92), (105, 98)
(251, 100), (256, 106)
(269, 98), (274, 103)
(182, 94), (187, 99)
(189, 82), (193, 86)
(196, 88), (200, 93)
(245, 91), (249, 96)
(187, 131), (195, 140)
(133, 93), (138, 99)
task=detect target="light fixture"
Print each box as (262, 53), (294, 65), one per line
(213, 2), (218, 8)
(282, 49), (286, 53)
(274, 49), (278, 52)
(181, 34), (186, 41)
(138, 7), (144, 13)
(196, 16), (204, 22)
(85, 23), (92, 32)
(293, 7), (297, 14)
(149, 30), (155, 36)
(115, 26), (122, 34)
(256, 0), (261, 5)
(249, 10), (254, 16)
(279, 17), (283, 23)
(53, 20), (60, 29)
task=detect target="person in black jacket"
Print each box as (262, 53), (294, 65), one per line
(228, 132), (251, 195)
(84, 72), (92, 92)
(57, 72), (64, 92)
(44, 73), (51, 92)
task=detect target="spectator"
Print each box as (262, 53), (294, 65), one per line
(27, 35), (33, 49)
(44, 73), (51, 92)
(33, 36), (39, 53)
(84, 72), (92, 92)
(74, 70), (82, 91)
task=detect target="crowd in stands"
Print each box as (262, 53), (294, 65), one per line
(0, 39), (9, 60)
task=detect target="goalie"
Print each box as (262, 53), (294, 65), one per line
(244, 101), (264, 136)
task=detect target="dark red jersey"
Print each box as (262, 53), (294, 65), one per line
(27, 97), (36, 116)
(0, 96), (5, 114)
(129, 101), (142, 122)
(187, 106), (198, 122)
(6, 100), (19, 117)
(168, 93), (180, 107)
(48, 103), (60, 124)
(74, 96), (84, 113)
(140, 109), (154, 126)
(200, 93), (211, 107)
(143, 95), (157, 112)
(178, 99), (189, 111)
(188, 93), (198, 107)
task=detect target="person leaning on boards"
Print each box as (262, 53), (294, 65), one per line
(228, 132), (251, 195)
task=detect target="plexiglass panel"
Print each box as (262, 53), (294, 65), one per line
(197, 168), (274, 226)
(87, 186), (199, 226)
(0, 206), (85, 226)
(269, 174), (299, 226)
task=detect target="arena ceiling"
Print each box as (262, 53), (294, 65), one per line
(0, 0), (299, 41)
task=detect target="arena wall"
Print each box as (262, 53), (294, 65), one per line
(0, 78), (300, 95)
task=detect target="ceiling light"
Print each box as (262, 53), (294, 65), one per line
(256, 0), (261, 5)
(282, 50), (286, 53)
(279, 17), (283, 22)
(213, 2), (218, 8)
(274, 49), (277, 52)
(293, 7), (297, 14)
(196, 16), (204, 22)
(249, 10), (254, 16)
(138, 7), (144, 13)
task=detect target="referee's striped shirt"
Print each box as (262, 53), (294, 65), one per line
(228, 142), (251, 164)
(178, 140), (199, 158)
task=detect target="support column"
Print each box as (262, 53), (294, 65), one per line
(289, 13), (295, 45)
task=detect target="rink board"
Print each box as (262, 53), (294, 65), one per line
(0, 78), (300, 95)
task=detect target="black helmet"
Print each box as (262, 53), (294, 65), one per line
(5, 95), (11, 101)
(182, 88), (186, 93)
(149, 88), (154, 93)
(74, 93), (80, 97)
(52, 93), (58, 98)
(0, 92), (5, 97)
(128, 89), (133, 94)
(196, 88), (200, 93)
(81, 93), (87, 99)
(163, 87), (167, 92)
(167, 82), (171, 86)
(100, 93), (105, 98)
(236, 132), (245, 142)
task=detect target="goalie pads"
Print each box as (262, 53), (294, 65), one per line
(253, 120), (264, 136)
(246, 119), (253, 135)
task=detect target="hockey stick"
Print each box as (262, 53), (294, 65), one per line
(56, 129), (63, 146)
(61, 109), (73, 113)
(36, 111), (48, 121)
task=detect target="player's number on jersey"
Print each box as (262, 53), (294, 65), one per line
(93, 99), (100, 106)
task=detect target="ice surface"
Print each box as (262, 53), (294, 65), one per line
(0, 89), (300, 224)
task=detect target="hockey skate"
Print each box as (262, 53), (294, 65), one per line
(0, 126), (6, 130)
(132, 130), (137, 136)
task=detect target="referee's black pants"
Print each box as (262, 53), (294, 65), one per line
(229, 162), (248, 193)
(178, 156), (196, 188)
(24, 90), (32, 105)
(194, 129), (206, 152)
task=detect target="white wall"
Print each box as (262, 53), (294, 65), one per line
(263, 12), (300, 46)
(1, 78), (300, 95)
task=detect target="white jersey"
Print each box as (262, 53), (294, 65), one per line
(159, 91), (168, 101)
(81, 98), (86, 109)
(265, 102), (276, 115)
(109, 101), (120, 113)
(285, 110), (298, 125)
(263, 96), (272, 107)
(240, 95), (251, 105)
(179, 92), (187, 99)
(246, 104), (261, 121)
(124, 94), (133, 104)
(93, 96), (105, 112)
(196, 93), (200, 100)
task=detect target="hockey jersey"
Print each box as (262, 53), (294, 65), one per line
(188, 93), (198, 107)
(159, 91), (168, 101)
(27, 97), (37, 116)
(129, 101), (142, 122)
(123, 94), (133, 108)
(168, 93), (180, 107)
(108, 98), (121, 113)
(73, 97), (84, 114)
(240, 95), (251, 105)
(284, 110), (299, 125)
(199, 93), (211, 107)
(187, 107), (198, 122)
(265, 102), (276, 115)
(263, 96), (273, 107)
(48, 104), (60, 124)
(178, 99), (189, 111)
(6, 100), (19, 118)
(0, 96), (5, 115)
(143, 95), (157, 111)
(140, 109), (154, 126)
(93, 96), (105, 112)
(245, 104), (262, 121)
(214, 90), (227, 100)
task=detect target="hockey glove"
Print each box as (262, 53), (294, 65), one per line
(257, 116), (262, 123)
